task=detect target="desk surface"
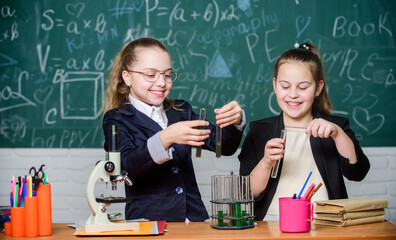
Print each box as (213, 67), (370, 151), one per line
(2, 221), (396, 239)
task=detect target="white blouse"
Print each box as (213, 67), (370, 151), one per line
(264, 128), (329, 221)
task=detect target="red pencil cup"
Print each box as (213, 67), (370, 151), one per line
(4, 221), (11, 236)
(11, 207), (25, 237)
(37, 184), (52, 236)
(25, 196), (39, 237)
(279, 197), (314, 233)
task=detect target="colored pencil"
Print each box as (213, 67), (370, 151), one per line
(308, 183), (322, 199)
(297, 171), (312, 199)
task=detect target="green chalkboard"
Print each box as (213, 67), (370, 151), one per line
(1, 0), (395, 147)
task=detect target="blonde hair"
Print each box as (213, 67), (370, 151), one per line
(273, 42), (332, 115)
(103, 37), (179, 115)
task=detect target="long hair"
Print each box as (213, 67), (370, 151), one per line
(103, 37), (178, 115)
(273, 42), (332, 115)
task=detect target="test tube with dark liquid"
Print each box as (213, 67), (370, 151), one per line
(196, 108), (206, 158)
(216, 125), (222, 158)
(270, 129), (286, 178)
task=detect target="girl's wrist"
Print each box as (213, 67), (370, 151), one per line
(159, 130), (172, 149)
(331, 126), (344, 141)
(260, 158), (273, 171)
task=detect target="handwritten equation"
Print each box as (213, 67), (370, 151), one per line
(0, 0), (395, 147)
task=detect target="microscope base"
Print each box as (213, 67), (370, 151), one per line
(81, 211), (140, 233)
(81, 222), (140, 233)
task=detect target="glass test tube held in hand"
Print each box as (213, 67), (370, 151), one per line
(196, 108), (206, 158)
(216, 124), (222, 158)
(270, 129), (286, 178)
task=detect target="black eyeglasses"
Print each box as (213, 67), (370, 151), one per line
(127, 70), (178, 82)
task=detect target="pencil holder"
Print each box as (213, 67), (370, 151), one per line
(210, 172), (254, 229)
(4, 221), (11, 236)
(279, 197), (314, 233)
(37, 184), (52, 236)
(11, 207), (25, 237)
(24, 196), (39, 237)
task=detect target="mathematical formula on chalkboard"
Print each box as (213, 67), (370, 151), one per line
(0, 0), (395, 147)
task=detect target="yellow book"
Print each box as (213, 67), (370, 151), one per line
(314, 215), (385, 227)
(315, 209), (385, 221)
(315, 198), (388, 214)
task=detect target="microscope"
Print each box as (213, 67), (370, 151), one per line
(81, 125), (139, 233)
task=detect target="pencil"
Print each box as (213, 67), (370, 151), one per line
(303, 183), (315, 199)
(11, 176), (15, 197)
(17, 179), (24, 207)
(308, 183), (322, 199)
(14, 183), (18, 208)
(297, 171), (312, 199)
(27, 175), (32, 197)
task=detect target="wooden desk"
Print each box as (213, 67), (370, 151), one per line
(2, 221), (396, 239)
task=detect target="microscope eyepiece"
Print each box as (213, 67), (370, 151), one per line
(110, 125), (118, 152)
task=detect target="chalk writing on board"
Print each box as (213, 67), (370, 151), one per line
(0, 0), (395, 147)
(208, 50), (233, 78)
(0, 115), (26, 144)
(352, 107), (385, 136)
(0, 53), (17, 66)
(0, 70), (36, 112)
(332, 12), (392, 38)
(60, 71), (104, 120)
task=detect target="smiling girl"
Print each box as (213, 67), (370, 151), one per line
(102, 37), (245, 222)
(238, 42), (370, 221)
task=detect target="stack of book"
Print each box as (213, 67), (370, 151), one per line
(314, 198), (388, 227)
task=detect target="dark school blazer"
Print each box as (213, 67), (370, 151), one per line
(103, 100), (243, 222)
(238, 112), (370, 221)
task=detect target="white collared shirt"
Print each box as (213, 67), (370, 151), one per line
(129, 94), (173, 164)
(129, 95), (168, 129)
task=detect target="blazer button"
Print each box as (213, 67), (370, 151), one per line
(171, 166), (179, 174)
(175, 187), (183, 194)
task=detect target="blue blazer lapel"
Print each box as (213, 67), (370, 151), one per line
(120, 103), (162, 133)
(119, 100), (189, 133)
(164, 101), (188, 126)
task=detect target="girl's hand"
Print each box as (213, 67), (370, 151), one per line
(250, 137), (284, 198)
(306, 118), (341, 139)
(214, 101), (242, 128)
(307, 118), (357, 164)
(262, 138), (285, 169)
(160, 120), (210, 149)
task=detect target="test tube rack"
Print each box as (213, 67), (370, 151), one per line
(210, 172), (254, 229)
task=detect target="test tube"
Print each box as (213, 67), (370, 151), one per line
(218, 210), (224, 227)
(235, 203), (242, 227)
(270, 129), (286, 178)
(216, 125), (222, 158)
(196, 108), (206, 158)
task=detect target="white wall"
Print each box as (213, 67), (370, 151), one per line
(1, 147), (395, 225)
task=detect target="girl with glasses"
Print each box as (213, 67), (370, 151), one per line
(102, 37), (246, 222)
